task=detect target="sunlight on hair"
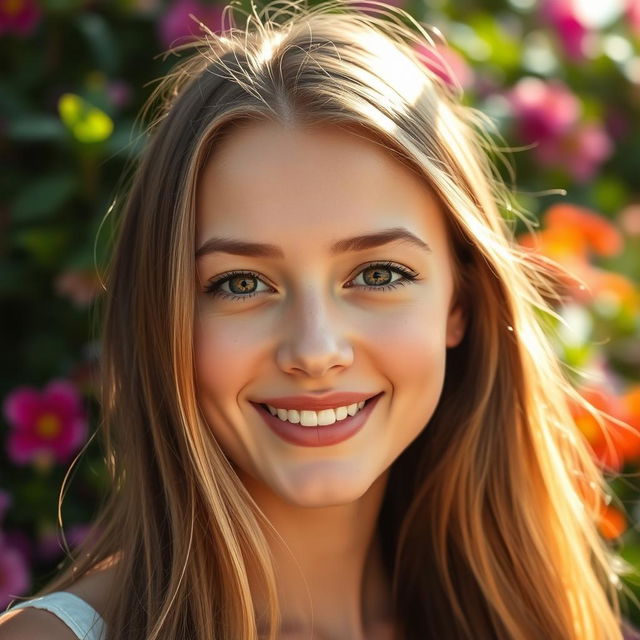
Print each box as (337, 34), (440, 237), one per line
(357, 31), (424, 106)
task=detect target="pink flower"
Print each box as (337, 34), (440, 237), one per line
(54, 268), (102, 308)
(415, 42), (473, 90)
(541, 0), (591, 61)
(535, 122), (613, 182)
(3, 379), (88, 466)
(158, 0), (225, 49)
(0, 534), (30, 609)
(627, 0), (640, 36)
(0, 0), (41, 37)
(508, 77), (580, 143)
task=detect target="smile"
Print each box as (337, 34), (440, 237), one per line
(262, 400), (367, 427)
(252, 393), (384, 447)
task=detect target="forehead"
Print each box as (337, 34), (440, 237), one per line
(196, 120), (449, 254)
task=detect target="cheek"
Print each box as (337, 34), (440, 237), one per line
(363, 301), (448, 378)
(194, 312), (267, 400)
(362, 301), (449, 437)
(194, 313), (270, 469)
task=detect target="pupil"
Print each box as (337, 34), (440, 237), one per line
(364, 267), (391, 286)
(230, 276), (256, 294)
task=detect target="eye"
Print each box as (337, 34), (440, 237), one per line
(203, 261), (419, 302)
(204, 270), (271, 301)
(347, 261), (419, 291)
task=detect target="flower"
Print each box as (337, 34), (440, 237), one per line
(158, 0), (225, 49)
(541, 0), (591, 61)
(571, 386), (640, 472)
(517, 204), (638, 315)
(0, 534), (30, 609)
(508, 78), (613, 181)
(518, 204), (623, 263)
(54, 268), (102, 308)
(534, 121), (613, 183)
(627, 0), (640, 37)
(0, 0), (41, 37)
(3, 379), (88, 467)
(508, 77), (580, 143)
(415, 42), (473, 90)
(597, 504), (627, 539)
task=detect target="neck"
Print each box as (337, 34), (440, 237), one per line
(240, 469), (395, 640)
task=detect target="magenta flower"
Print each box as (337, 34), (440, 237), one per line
(0, 534), (30, 609)
(3, 379), (88, 467)
(535, 122), (613, 182)
(158, 0), (225, 49)
(0, 0), (41, 37)
(508, 77), (580, 144)
(541, 0), (590, 61)
(415, 42), (473, 90)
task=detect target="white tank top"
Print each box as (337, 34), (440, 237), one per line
(0, 591), (106, 639)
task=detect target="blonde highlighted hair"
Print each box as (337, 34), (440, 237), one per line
(26, 1), (636, 637)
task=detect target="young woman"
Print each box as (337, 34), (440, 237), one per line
(0, 1), (636, 638)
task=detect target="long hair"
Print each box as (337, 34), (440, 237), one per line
(29, 1), (634, 637)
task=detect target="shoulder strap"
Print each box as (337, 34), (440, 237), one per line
(0, 591), (106, 640)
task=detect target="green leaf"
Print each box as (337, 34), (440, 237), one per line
(11, 174), (77, 223)
(75, 13), (121, 75)
(6, 114), (66, 142)
(58, 93), (114, 144)
(12, 227), (71, 268)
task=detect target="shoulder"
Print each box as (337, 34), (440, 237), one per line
(0, 607), (78, 639)
(0, 558), (117, 640)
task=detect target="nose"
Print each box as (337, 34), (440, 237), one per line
(275, 286), (354, 378)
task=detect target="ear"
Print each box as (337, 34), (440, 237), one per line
(445, 301), (467, 348)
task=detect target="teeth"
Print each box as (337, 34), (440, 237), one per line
(265, 400), (369, 427)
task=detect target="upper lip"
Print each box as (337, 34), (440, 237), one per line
(255, 392), (380, 411)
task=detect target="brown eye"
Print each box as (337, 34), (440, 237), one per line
(361, 265), (393, 286)
(204, 270), (270, 300)
(348, 262), (419, 291)
(228, 275), (258, 294)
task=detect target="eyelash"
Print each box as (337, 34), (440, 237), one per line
(203, 261), (420, 302)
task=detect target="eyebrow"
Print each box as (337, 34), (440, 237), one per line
(195, 226), (432, 259)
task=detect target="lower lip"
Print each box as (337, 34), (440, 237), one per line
(251, 393), (383, 447)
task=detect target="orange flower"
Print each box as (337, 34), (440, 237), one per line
(518, 204), (623, 263)
(570, 387), (640, 472)
(597, 504), (627, 540)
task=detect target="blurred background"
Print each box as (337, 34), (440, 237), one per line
(1, 0), (640, 623)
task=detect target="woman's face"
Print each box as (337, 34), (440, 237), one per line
(195, 121), (465, 507)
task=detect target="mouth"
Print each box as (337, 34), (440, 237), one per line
(256, 392), (382, 420)
(250, 392), (384, 448)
